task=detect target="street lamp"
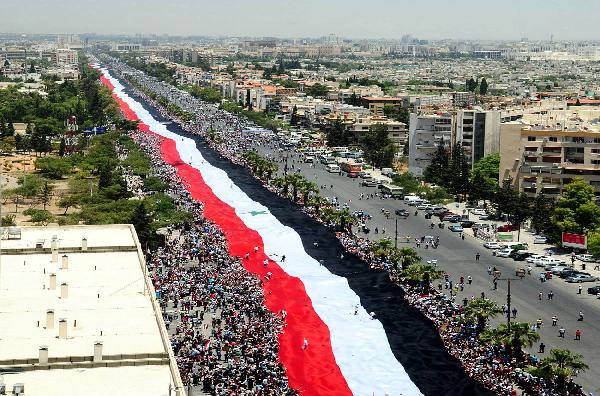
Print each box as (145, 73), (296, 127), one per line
(494, 273), (523, 332)
(394, 214), (398, 249)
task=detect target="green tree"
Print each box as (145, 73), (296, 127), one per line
(399, 264), (444, 294)
(398, 247), (421, 269)
(35, 156), (72, 179)
(462, 298), (502, 335)
(58, 138), (66, 157)
(480, 322), (540, 360)
(39, 180), (54, 210)
(305, 83), (329, 97)
(23, 208), (54, 225)
(423, 142), (449, 185)
(479, 78), (489, 95)
(131, 202), (151, 248)
(447, 143), (471, 197)
(326, 120), (350, 147)
(526, 349), (588, 389)
(551, 178), (600, 239)
(290, 105), (299, 126)
(530, 193), (555, 235)
(361, 123), (396, 168)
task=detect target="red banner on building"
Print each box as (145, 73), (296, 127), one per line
(562, 232), (587, 249)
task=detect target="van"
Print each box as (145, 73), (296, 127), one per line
(326, 164), (341, 173)
(304, 156), (315, 163)
(381, 168), (393, 176)
(403, 195), (423, 204)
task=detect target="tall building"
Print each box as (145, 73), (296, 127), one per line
(499, 109), (600, 197)
(455, 110), (501, 167)
(408, 113), (454, 176)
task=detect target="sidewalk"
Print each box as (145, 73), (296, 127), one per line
(444, 201), (600, 278)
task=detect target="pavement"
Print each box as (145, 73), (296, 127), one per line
(255, 142), (600, 394)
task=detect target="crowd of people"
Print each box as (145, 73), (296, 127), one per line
(120, 130), (296, 395)
(103, 55), (587, 396)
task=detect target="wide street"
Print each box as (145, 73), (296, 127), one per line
(254, 142), (600, 393)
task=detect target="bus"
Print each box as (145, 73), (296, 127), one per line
(379, 184), (404, 199)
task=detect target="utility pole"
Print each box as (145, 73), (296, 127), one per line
(495, 275), (522, 333)
(394, 215), (398, 249)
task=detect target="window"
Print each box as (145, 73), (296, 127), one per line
(528, 136), (536, 141)
(549, 137), (558, 142)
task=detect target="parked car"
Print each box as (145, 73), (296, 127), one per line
(417, 203), (432, 210)
(533, 257), (565, 267)
(484, 241), (502, 249)
(526, 254), (544, 263)
(511, 251), (533, 261)
(533, 235), (548, 244)
(587, 285), (600, 295)
(566, 274), (599, 283)
(497, 224), (519, 232)
(471, 209), (487, 216)
(472, 223), (490, 231)
(576, 254), (597, 262)
(461, 221), (475, 228)
(449, 225), (464, 232)
(495, 248), (513, 258)
(359, 171), (371, 179)
(361, 179), (378, 187)
(443, 214), (461, 223)
(558, 269), (586, 279)
(547, 266), (568, 275)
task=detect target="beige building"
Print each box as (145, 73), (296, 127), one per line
(499, 109), (600, 196)
(0, 225), (184, 396)
(346, 115), (408, 148)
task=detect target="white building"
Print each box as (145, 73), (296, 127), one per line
(0, 225), (184, 396)
(408, 113), (454, 176)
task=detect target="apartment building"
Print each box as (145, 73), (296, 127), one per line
(346, 116), (408, 148)
(338, 85), (383, 103)
(54, 49), (78, 66)
(499, 109), (600, 196)
(362, 97), (405, 116)
(408, 113), (454, 176)
(456, 110), (501, 167)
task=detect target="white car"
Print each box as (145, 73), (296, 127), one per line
(417, 203), (432, 210)
(495, 248), (513, 258)
(576, 254), (597, 262)
(546, 265), (567, 273)
(526, 254), (544, 263)
(533, 257), (566, 268)
(533, 235), (547, 244)
(484, 241), (502, 249)
(471, 209), (487, 216)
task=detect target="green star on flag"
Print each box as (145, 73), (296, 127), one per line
(248, 210), (267, 216)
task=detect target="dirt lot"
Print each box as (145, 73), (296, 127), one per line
(1, 154), (72, 226)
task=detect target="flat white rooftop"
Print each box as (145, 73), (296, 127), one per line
(0, 225), (183, 396)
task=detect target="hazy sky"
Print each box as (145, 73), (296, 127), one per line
(4, 0), (600, 40)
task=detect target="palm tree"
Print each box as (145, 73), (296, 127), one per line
(462, 298), (502, 335)
(306, 194), (329, 216)
(286, 173), (305, 202)
(526, 349), (588, 389)
(480, 322), (540, 360)
(263, 160), (278, 180)
(271, 176), (289, 196)
(372, 238), (394, 258)
(337, 208), (356, 232)
(400, 264), (444, 294)
(398, 247), (421, 270)
(244, 151), (260, 173)
(298, 180), (319, 205)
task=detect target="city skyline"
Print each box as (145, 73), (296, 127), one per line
(3, 0), (600, 41)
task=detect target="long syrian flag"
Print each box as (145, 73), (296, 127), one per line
(95, 65), (423, 396)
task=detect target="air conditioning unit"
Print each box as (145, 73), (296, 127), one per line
(531, 183), (536, 187)
(552, 163), (560, 168)
(13, 383), (24, 396)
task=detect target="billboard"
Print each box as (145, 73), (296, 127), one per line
(562, 232), (587, 249)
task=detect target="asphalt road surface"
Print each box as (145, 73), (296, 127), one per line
(254, 143), (600, 393)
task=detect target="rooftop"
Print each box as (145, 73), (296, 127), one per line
(0, 225), (183, 396)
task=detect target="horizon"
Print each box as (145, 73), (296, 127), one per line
(2, 0), (600, 41)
